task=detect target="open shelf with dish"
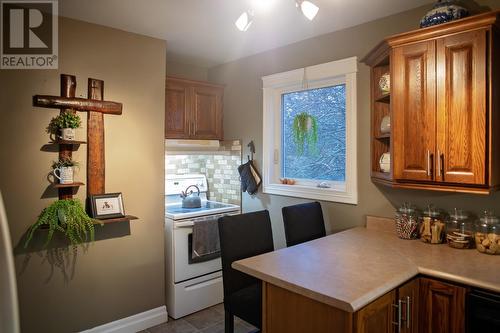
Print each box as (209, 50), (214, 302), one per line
(362, 44), (392, 181)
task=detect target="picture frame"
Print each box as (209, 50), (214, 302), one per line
(89, 193), (125, 219)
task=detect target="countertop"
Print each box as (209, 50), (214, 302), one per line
(232, 226), (500, 313)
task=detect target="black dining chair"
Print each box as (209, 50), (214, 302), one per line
(282, 201), (326, 247)
(218, 210), (274, 333)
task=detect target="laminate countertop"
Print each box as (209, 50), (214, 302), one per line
(232, 225), (500, 313)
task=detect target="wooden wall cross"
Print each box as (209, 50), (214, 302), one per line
(34, 74), (122, 198)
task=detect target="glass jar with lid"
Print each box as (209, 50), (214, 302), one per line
(446, 209), (474, 249)
(419, 205), (446, 244)
(475, 211), (500, 255)
(395, 203), (420, 240)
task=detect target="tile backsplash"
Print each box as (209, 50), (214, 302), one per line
(165, 140), (242, 205)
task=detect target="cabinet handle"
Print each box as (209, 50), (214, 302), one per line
(405, 296), (411, 329)
(392, 300), (402, 333)
(427, 150), (434, 178)
(427, 150), (431, 177)
(439, 152), (444, 180)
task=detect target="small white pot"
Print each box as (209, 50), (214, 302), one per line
(53, 166), (74, 184)
(59, 128), (75, 141)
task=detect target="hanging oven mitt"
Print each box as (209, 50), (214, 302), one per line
(238, 160), (261, 195)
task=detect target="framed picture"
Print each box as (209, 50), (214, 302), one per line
(89, 193), (125, 219)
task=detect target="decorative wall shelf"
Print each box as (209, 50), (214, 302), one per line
(50, 140), (87, 145)
(51, 182), (85, 189)
(33, 74), (138, 233)
(96, 215), (139, 225)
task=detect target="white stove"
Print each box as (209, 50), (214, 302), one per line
(164, 174), (240, 319)
(166, 201), (240, 220)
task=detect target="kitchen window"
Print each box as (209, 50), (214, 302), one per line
(262, 57), (358, 204)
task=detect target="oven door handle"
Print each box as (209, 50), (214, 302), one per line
(173, 212), (238, 229)
(175, 221), (194, 228)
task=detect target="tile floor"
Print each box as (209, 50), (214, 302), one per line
(141, 303), (257, 333)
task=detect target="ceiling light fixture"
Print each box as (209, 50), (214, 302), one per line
(235, 1), (319, 32)
(235, 10), (254, 32)
(296, 0), (319, 21)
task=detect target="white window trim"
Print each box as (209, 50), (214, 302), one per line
(262, 57), (358, 204)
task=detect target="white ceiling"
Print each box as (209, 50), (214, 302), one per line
(60, 0), (431, 68)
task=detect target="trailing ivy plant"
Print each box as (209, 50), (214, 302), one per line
(24, 199), (96, 248)
(292, 112), (318, 155)
(46, 112), (82, 134)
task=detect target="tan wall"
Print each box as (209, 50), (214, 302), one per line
(208, 1), (500, 248)
(0, 18), (166, 332)
(166, 60), (209, 81)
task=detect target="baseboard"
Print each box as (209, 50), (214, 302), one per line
(81, 306), (168, 333)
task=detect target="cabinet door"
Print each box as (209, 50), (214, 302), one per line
(392, 41), (437, 181)
(419, 278), (466, 333)
(436, 30), (487, 185)
(355, 290), (396, 333)
(191, 85), (223, 140)
(398, 279), (419, 333)
(166, 79), (191, 139)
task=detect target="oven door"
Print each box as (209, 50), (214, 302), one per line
(173, 212), (238, 283)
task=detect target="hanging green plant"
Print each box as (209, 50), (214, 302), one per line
(292, 112), (318, 155)
(24, 199), (97, 248)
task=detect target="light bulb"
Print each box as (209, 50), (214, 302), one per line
(235, 11), (253, 31)
(299, 1), (319, 20)
(252, 0), (274, 12)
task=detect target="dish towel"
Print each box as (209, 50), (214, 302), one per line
(192, 217), (220, 260)
(238, 160), (262, 195)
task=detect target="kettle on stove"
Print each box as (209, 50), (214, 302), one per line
(180, 185), (201, 208)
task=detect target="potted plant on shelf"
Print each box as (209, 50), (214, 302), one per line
(52, 158), (79, 184)
(46, 112), (81, 141)
(292, 112), (318, 155)
(24, 199), (97, 248)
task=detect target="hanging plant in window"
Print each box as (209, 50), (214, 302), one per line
(292, 112), (318, 155)
(292, 67), (318, 155)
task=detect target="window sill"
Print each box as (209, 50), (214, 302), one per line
(263, 183), (358, 205)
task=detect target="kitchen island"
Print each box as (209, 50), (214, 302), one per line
(232, 217), (500, 333)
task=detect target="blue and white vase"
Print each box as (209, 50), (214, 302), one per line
(420, 0), (469, 28)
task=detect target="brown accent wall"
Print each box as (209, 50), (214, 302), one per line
(0, 17), (166, 332)
(208, 1), (500, 248)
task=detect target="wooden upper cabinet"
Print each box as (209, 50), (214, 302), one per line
(363, 11), (500, 194)
(165, 77), (224, 140)
(436, 29), (487, 185)
(192, 85), (223, 139)
(393, 41), (436, 181)
(165, 79), (191, 139)
(419, 278), (466, 333)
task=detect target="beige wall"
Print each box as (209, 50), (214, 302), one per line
(0, 18), (166, 332)
(208, 1), (500, 249)
(167, 60), (209, 81)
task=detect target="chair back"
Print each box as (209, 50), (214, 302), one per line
(282, 201), (326, 247)
(218, 210), (274, 299)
